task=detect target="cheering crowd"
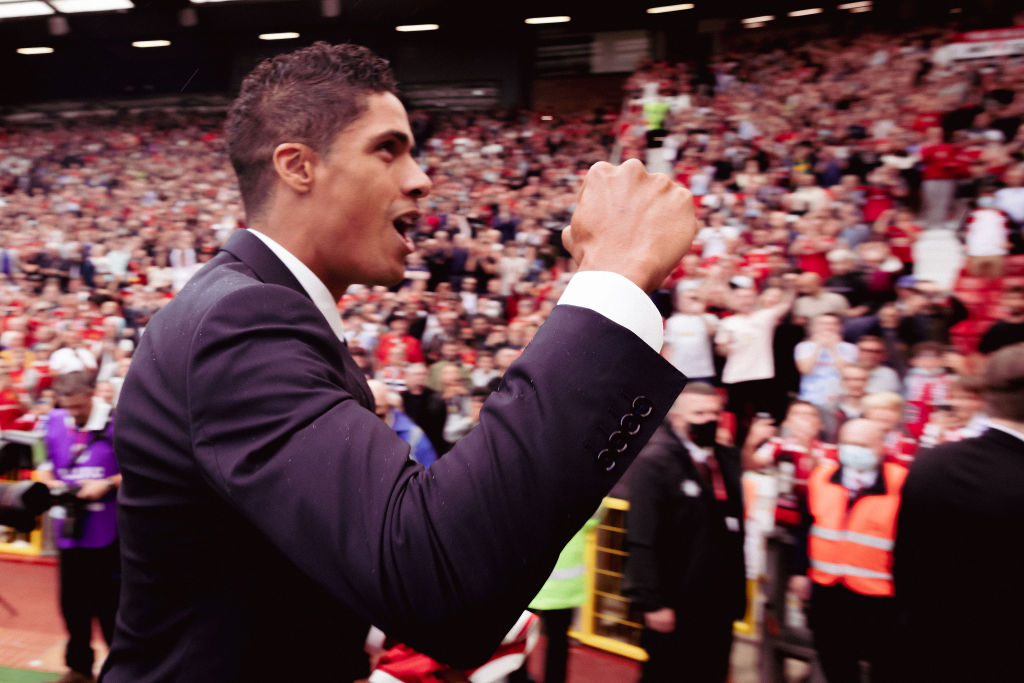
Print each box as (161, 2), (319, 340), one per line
(2, 19), (1024, 683)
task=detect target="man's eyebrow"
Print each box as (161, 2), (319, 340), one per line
(372, 130), (412, 148)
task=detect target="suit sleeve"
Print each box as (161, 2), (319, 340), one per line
(187, 288), (685, 667)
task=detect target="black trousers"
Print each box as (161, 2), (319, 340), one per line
(508, 607), (574, 683)
(58, 542), (120, 676)
(809, 584), (902, 683)
(639, 615), (734, 683)
(725, 378), (787, 446)
(537, 608), (573, 683)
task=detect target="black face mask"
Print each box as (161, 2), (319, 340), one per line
(689, 420), (718, 449)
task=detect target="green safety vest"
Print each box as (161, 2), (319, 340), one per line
(529, 516), (599, 611)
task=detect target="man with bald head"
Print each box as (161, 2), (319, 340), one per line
(790, 418), (905, 683)
(792, 271), (850, 327)
(896, 342), (1024, 681)
(368, 379), (437, 468)
(401, 362), (448, 455)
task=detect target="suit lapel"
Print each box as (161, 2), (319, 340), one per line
(219, 229), (308, 298)
(218, 229), (375, 411)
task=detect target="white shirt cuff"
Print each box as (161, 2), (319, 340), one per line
(556, 271), (664, 352)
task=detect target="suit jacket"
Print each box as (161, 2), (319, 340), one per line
(894, 427), (1024, 682)
(622, 424), (747, 622)
(101, 229), (686, 682)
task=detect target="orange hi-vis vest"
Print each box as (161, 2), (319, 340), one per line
(807, 461), (907, 597)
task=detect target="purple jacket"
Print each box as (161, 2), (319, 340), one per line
(47, 407), (119, 549)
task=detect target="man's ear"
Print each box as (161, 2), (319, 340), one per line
(272, 142), (316, 195)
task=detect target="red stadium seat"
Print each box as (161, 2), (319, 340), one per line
(985, 304), (1006, 320)
(954, 276), (990, 291)
(985, 287), (1007, 303)
(1006, 256), (1024, 276)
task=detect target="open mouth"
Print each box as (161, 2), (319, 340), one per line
(392, 212), (419, 238)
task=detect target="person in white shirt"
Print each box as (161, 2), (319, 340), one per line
(663, 284), (718, 382)
(48, 329), (98, 377)
(794, 313), (859, 407)
(994, 165), (1024, 235)
(715, 280), (795, 441)
(964, 187), (1011, 277)
(695, 211), (740, 260)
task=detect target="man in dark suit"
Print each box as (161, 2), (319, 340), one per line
(623, 382), (747, 683)
(402, 362), (449, 455)
(895, 341), (1024, 682)
(99, 43), (695, 682)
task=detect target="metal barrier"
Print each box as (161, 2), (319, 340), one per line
(571, 496), (762, 662)
(570, 497), (648, 660)
(758, 530), (825, 683)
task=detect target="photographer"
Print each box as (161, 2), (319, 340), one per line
(36, 371), (120, 683)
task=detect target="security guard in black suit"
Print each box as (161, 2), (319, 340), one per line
(624, 382), (746, 683)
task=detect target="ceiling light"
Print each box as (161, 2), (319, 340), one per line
(50, 0), (132, 12)
(17, 46), (55, 54)
(189, 0), (235, 4)
(0, 1), (53, 18)
(525, 16), (570, 24)
(850, 5), (871, 11)
(788, 8), (823, 17)
(48, 14), (68, 33)
(745, 22), (766, 28)
(646, 3), (694, 13)
(741, 15), (774, 23)
(132, 39), (171, 48)
(837, 1), (871, 8)
(395, 24), (439, 32)
(259, 32), (300, 40)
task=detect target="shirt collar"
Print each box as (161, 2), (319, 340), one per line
(247, 229), (347, 345)
(82, 400), (111, 432)
(985, 419), (1024, 443)
(674, 428), (710, 464)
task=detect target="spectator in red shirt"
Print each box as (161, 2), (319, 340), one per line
(920, 126), (966, 230)
(374, 312), (425, 367)
(873, 207), (922, 274)
(742, 400), (838, 528)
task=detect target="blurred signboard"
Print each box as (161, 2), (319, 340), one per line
(935, 26), (1024, 62)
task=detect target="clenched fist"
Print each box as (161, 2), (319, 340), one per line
(563, 159), (696, 294)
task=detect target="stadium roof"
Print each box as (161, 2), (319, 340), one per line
(0, 0), (1008, 107)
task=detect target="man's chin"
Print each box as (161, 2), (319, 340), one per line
(362, 268), (405, 289)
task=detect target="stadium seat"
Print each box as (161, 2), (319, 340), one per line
(1006, 255), (1024, 276)
(954, 276), (990, 291)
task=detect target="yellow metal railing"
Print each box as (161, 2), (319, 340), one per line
(571, 496), (758, 661)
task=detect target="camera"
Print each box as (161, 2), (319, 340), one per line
(0, 480), (86, 538)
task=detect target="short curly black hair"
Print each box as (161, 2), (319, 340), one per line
(225, 42), (398, 220)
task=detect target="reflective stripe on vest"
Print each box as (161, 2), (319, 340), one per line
(809, 559), (893, 581)
(809, 525), (896, 551)
(548, 565), (585, 581)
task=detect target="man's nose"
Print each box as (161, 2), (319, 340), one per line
(403, 159), (432, 199)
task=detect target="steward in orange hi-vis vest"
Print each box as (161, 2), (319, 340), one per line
(807, 460), (907, 597)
